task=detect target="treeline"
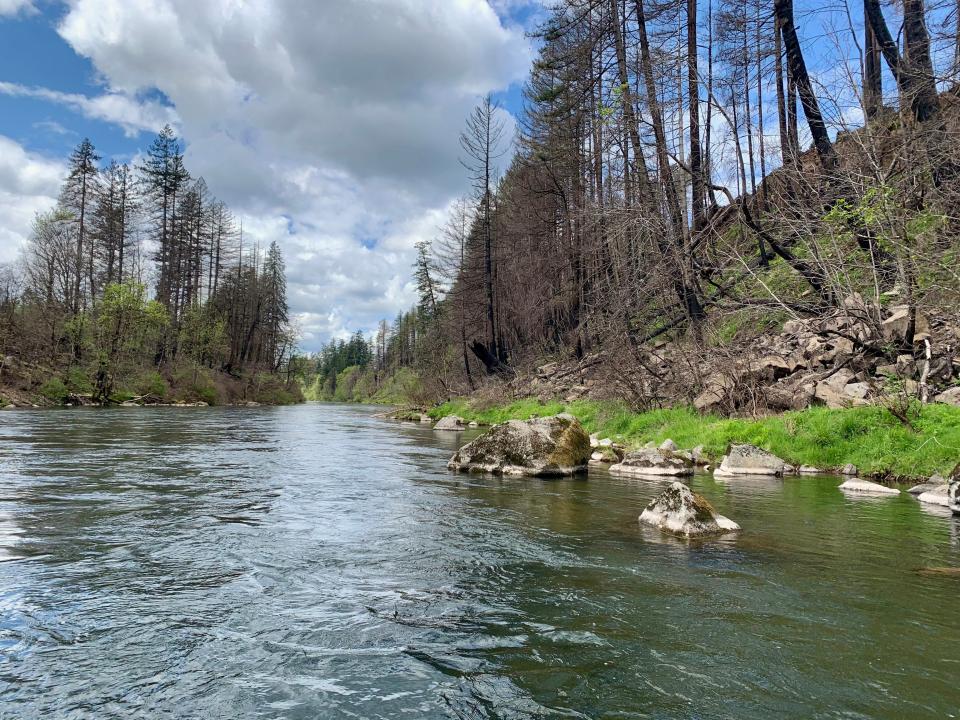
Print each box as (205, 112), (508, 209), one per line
(0, 126), (299, 406)
(314, 0), (960, 407)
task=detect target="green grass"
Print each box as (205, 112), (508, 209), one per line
(429, 399), (960, 479)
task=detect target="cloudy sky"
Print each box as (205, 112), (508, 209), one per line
(0, 0), (541, 350)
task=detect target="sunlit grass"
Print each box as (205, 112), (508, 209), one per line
(430, 399), (960, 478)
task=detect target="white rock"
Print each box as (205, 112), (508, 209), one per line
(714, 444), (786, 477)
(839, 479), (900, 495)
(917, 485), (950, 507)
(798, 465), (822, 474)
(434, 415), (467, 432)
(598, 438), (613, 448)
(610, 448), (693, 477)
(639, 482), (740, 538)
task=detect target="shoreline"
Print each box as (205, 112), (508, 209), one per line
(420, 399), (960, 484)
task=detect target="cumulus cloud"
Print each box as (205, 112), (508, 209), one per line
(0, 81), (179, 138)
(55, 0), (532, 349)
(0, 136), (65, 263)
(0, 0), (34, 17)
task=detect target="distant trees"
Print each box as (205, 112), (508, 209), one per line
(2, 127), (296, 403)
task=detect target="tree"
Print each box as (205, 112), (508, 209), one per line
(460, 95), (507, 364)
(60, 138), (100, 312)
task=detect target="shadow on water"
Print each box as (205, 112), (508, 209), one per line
(0, 403), (959, 718)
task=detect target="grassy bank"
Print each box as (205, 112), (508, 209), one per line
(429, 399), (960, 479)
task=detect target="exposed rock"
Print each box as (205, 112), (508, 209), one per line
(917, 485), (950, 507)
(714, 444), (786, 477)
(841, 464), (858, 476)
(598, 437), (613, 448)
(589, 433), (600, 448)
(468, 421), (479, 428)
(839, 479), (900, 495)
(934, 387), (960, 407)
(908, 476), (945, 495)
(2, 404), (16, 410)
(639, 482), (740, 538)
(659, 438), (678, 452)
(882, 306), (930, 345)
(447, 414), (590, 477)
(420, 414), (433, 424)
(798, 465), (823, 474)
(691, 445), (706, 465)
(610, 448), (693, 477)
(949, 464), (960, 515)
(590, 446), (621, 464)
(434, 415), (467, 432)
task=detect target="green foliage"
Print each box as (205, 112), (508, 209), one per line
(431, 399), (960, 479)
(39, 378), (70, 403)
(136, 371), (169, 400)
(65, 366), (94, 394)
(171, 364), (218, 405)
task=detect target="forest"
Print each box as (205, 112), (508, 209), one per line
(310, 0), (960, 416)
(0, 126), (301, 407)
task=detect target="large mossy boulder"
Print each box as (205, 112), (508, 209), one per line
(639, 482), (741, 538)
(714, 444), (786, 477)
(447, 414), (591, 477)
(610, 448), (693, 477)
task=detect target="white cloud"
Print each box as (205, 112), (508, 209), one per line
(0, 0), (34, 17)
(55, 0), (532, 349)
(0, 136), (65, 263)
(0, 82), (178, 138)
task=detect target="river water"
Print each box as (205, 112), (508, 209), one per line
(0, 403), (958, 719)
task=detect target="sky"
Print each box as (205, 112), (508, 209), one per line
(0, 0), (543, 351)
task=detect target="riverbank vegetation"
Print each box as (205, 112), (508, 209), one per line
(429, 399), (960, 480)
(0, 127), (301, 407)
(304, 0), (960, 446)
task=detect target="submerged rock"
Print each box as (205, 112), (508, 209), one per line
(434, 415), (467, 432)
(838, 479), (900, 495)
(447, 414), (590, 477)
(714, 444), (786, 477)
(639, 482), (740, 538)
(610, 448), (693, 477)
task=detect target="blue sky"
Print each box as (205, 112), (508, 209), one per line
(0, 0), (539, 350)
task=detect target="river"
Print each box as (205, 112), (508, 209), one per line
(0, 403), (958, 718)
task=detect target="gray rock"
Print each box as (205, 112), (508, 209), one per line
(639, 482), (740, 538)
(907, 477), (944, 495)
(841, 464), (858, 476)
(691, 445), (706, 464)
(659, 439), (678, 453)
(610, 448), (693, 477)
(2, 404), (16, 410)
(714, 444), (786, 477)
(448, 414), (591, 477)
(798, 465), (823, 474)
(839, 479), (900, 495)
(434, 415), (467, 432)
(949, 464), (960, 515)
(934, 386), (960, 407)
(917, 485), (950, 507)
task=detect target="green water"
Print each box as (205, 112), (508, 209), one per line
(0, 403), (958, 718)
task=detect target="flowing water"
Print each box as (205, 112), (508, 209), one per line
(1, 403), (958, 719)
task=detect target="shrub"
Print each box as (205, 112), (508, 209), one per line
(39, 378), (69, 403)
(136, 371), (169, 400)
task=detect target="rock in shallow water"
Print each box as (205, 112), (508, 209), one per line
(434, 415), (467, 431)
(917, 485), (950, 507)
(447, 414), (590, 477)
(714, 444), (786, 477)
(609, 448), (693, 477)
(839, 479), (900, 495)
(639, 482), (740, 538)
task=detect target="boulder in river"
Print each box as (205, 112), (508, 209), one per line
(838, 479), (900, 495)
(610, 448), (693, 477)
(434, 415), (467, 432)
(917, 485), (950, 507)
(907, 476), (944, 495)
(447, 414), (590, 477)
(714, 444), (786, 477)
(639, 482), (740, 538)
